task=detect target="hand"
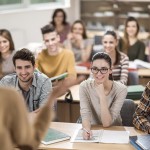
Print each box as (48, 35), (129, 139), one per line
(67, 33), (73, 40)
(94, 82), (104, 96)
(82, 130), (93, 140)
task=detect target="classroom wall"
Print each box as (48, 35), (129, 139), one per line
(0, 0), (80, 49)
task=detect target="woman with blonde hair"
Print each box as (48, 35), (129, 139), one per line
(0, 78), (82, 150)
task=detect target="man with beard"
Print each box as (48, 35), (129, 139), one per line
(0, 48), (52, 113)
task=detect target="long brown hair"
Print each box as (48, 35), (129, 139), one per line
(0, 29), (15, 61)
(122, 17), (139, 54)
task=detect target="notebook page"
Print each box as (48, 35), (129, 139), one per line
(100, 130), (129, 144)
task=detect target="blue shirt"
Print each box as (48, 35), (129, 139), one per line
(0, 71), (52, 112)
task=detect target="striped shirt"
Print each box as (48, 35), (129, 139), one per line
(112, 52), (129, 85)
(133, 81), (150, 133)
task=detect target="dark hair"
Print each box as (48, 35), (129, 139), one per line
(51, 8), (68, 26)
(0, 29), (15, 61)
(13, 48), (35, 67)
(92, 52), (113, 80)
(123, 16), (140, 53)
(41, 24), (56, 35)
(103, 30), (121, 65)
(71, 20), (87, 39)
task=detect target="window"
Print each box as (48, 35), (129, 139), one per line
(0, 0), (70, 11)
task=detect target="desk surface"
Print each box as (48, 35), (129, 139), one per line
(39, 122), (144, 150)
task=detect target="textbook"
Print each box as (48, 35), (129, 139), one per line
(136, 135), (150, 150)
(129, 136), (142, 150)
(70, 129), (129, 144)
(42, 128), (71, 145)
(129, 60), (150, 69)
(50, 72), (68, 82)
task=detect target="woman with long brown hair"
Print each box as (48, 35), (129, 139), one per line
(0, 29), (15, 78)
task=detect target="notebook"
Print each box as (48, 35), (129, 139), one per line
(50, 72), (68, 82)
(136, 135), (150, 150)
(42, 128), (70, 145)
(70, 129), (129, 144)
(129, 136), (142, 150)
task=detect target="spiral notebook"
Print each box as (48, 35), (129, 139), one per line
(70, 129), (129, 144)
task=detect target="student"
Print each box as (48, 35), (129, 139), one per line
(133, 81), (150, 133)
(119, 16), (145, 61)
(0, 76), (81, 150)
(36, 24), (76, 81)
(0, 48), (52, 113)
(50, 8), (70, 43)
(102, 30), (129, 85)
(79, 52), (127, 140)
(64, 20), (93, 64)
(0, 29), (16, 79)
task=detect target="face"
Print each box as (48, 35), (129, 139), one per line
(102, 35), (118, 54)
(15, 59), (35, 83)
(0, 36), (10, 54)
(43, 31), (60, 56)
(126, 21), (138, 37)
(91, 59), (112, 84)
(54, 11), (64, 25)
(72, 23), (84, 35)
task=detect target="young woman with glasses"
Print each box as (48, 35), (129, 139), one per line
(102, 30), (129, 85)
(79, 52), (127, 140)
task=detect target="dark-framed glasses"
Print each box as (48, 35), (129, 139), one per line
(91, 67), (109, 74)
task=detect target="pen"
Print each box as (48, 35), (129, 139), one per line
(82, 128), (90, 134)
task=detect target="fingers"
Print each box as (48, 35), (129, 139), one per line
(83, 130), (92, 140)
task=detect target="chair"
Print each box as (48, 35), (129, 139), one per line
(120, 99), (137, 127)
(77, 99), (137, 127)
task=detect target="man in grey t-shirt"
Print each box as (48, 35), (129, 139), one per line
(0, 48), (52, 113)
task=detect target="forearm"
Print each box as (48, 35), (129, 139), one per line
(82, 119), (91, 130)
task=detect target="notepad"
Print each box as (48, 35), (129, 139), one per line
(42, 128), (71, 145)
(50, 72), (68, 82)
(136, 135), (150, 150)
(71, 129), (129, 144)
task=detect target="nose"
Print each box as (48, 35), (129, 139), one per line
(21, 68), (27, 74)
(97, 70), (102, 75)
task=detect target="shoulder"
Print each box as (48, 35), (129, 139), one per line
(62, 48), (74, 56)
(119, 52), (129, 61)
(37, 49), (47, 58)
(0, 73), (17, 85)
(80, 79), (94, 89)
(113, 81), (127, 92)
(136, 40), (145, 47)
(34, 71), (50, 82)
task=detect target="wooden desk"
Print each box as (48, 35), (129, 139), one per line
(39, 122), (144, 150)
(138, 69), (150, 86)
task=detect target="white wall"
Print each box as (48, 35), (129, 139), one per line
(0, 0), (80, 49)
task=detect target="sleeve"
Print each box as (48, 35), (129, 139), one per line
(66, 51), (77, 78)
(110, 85), (127, 123)
(119, 55), (129, 85)
(39, 78), (53, 107)
(137, 41), (146, 61)
(133, 82), (150, 133)
(0, 77), (11, 86)
(79, 83), (92, 122)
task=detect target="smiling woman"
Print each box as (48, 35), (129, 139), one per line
(79, 52), (127, 140)
(0, 29), (16, 79)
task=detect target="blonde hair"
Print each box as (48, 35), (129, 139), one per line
(0, 87), (52, 150)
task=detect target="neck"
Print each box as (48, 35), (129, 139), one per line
(19, 78), (33, 91)
(109, 50), (116, 65)
(1, 51), (11, 59)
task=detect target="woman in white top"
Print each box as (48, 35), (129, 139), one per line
(79, 52), (127, 140)
(0, 29), (15, 78)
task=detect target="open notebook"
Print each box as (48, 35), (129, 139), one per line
(42, 128), (70, 145)
(71, 129), (129, 144)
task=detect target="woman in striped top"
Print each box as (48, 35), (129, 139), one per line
(102, 30), (129, 85)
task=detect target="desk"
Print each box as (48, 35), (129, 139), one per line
(39, 122), (144, 150)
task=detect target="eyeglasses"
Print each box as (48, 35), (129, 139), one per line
(91, 67), (109, 74)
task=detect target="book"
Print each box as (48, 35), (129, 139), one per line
(50, 72), (68, 82)
(70, 129), (129, 144)
(136, 135), (150, 150)
(129, 136), (142, 150)
(41, 128), (71, 145)
(126, 85), (145, 100)
(129, 60), (150, 69)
